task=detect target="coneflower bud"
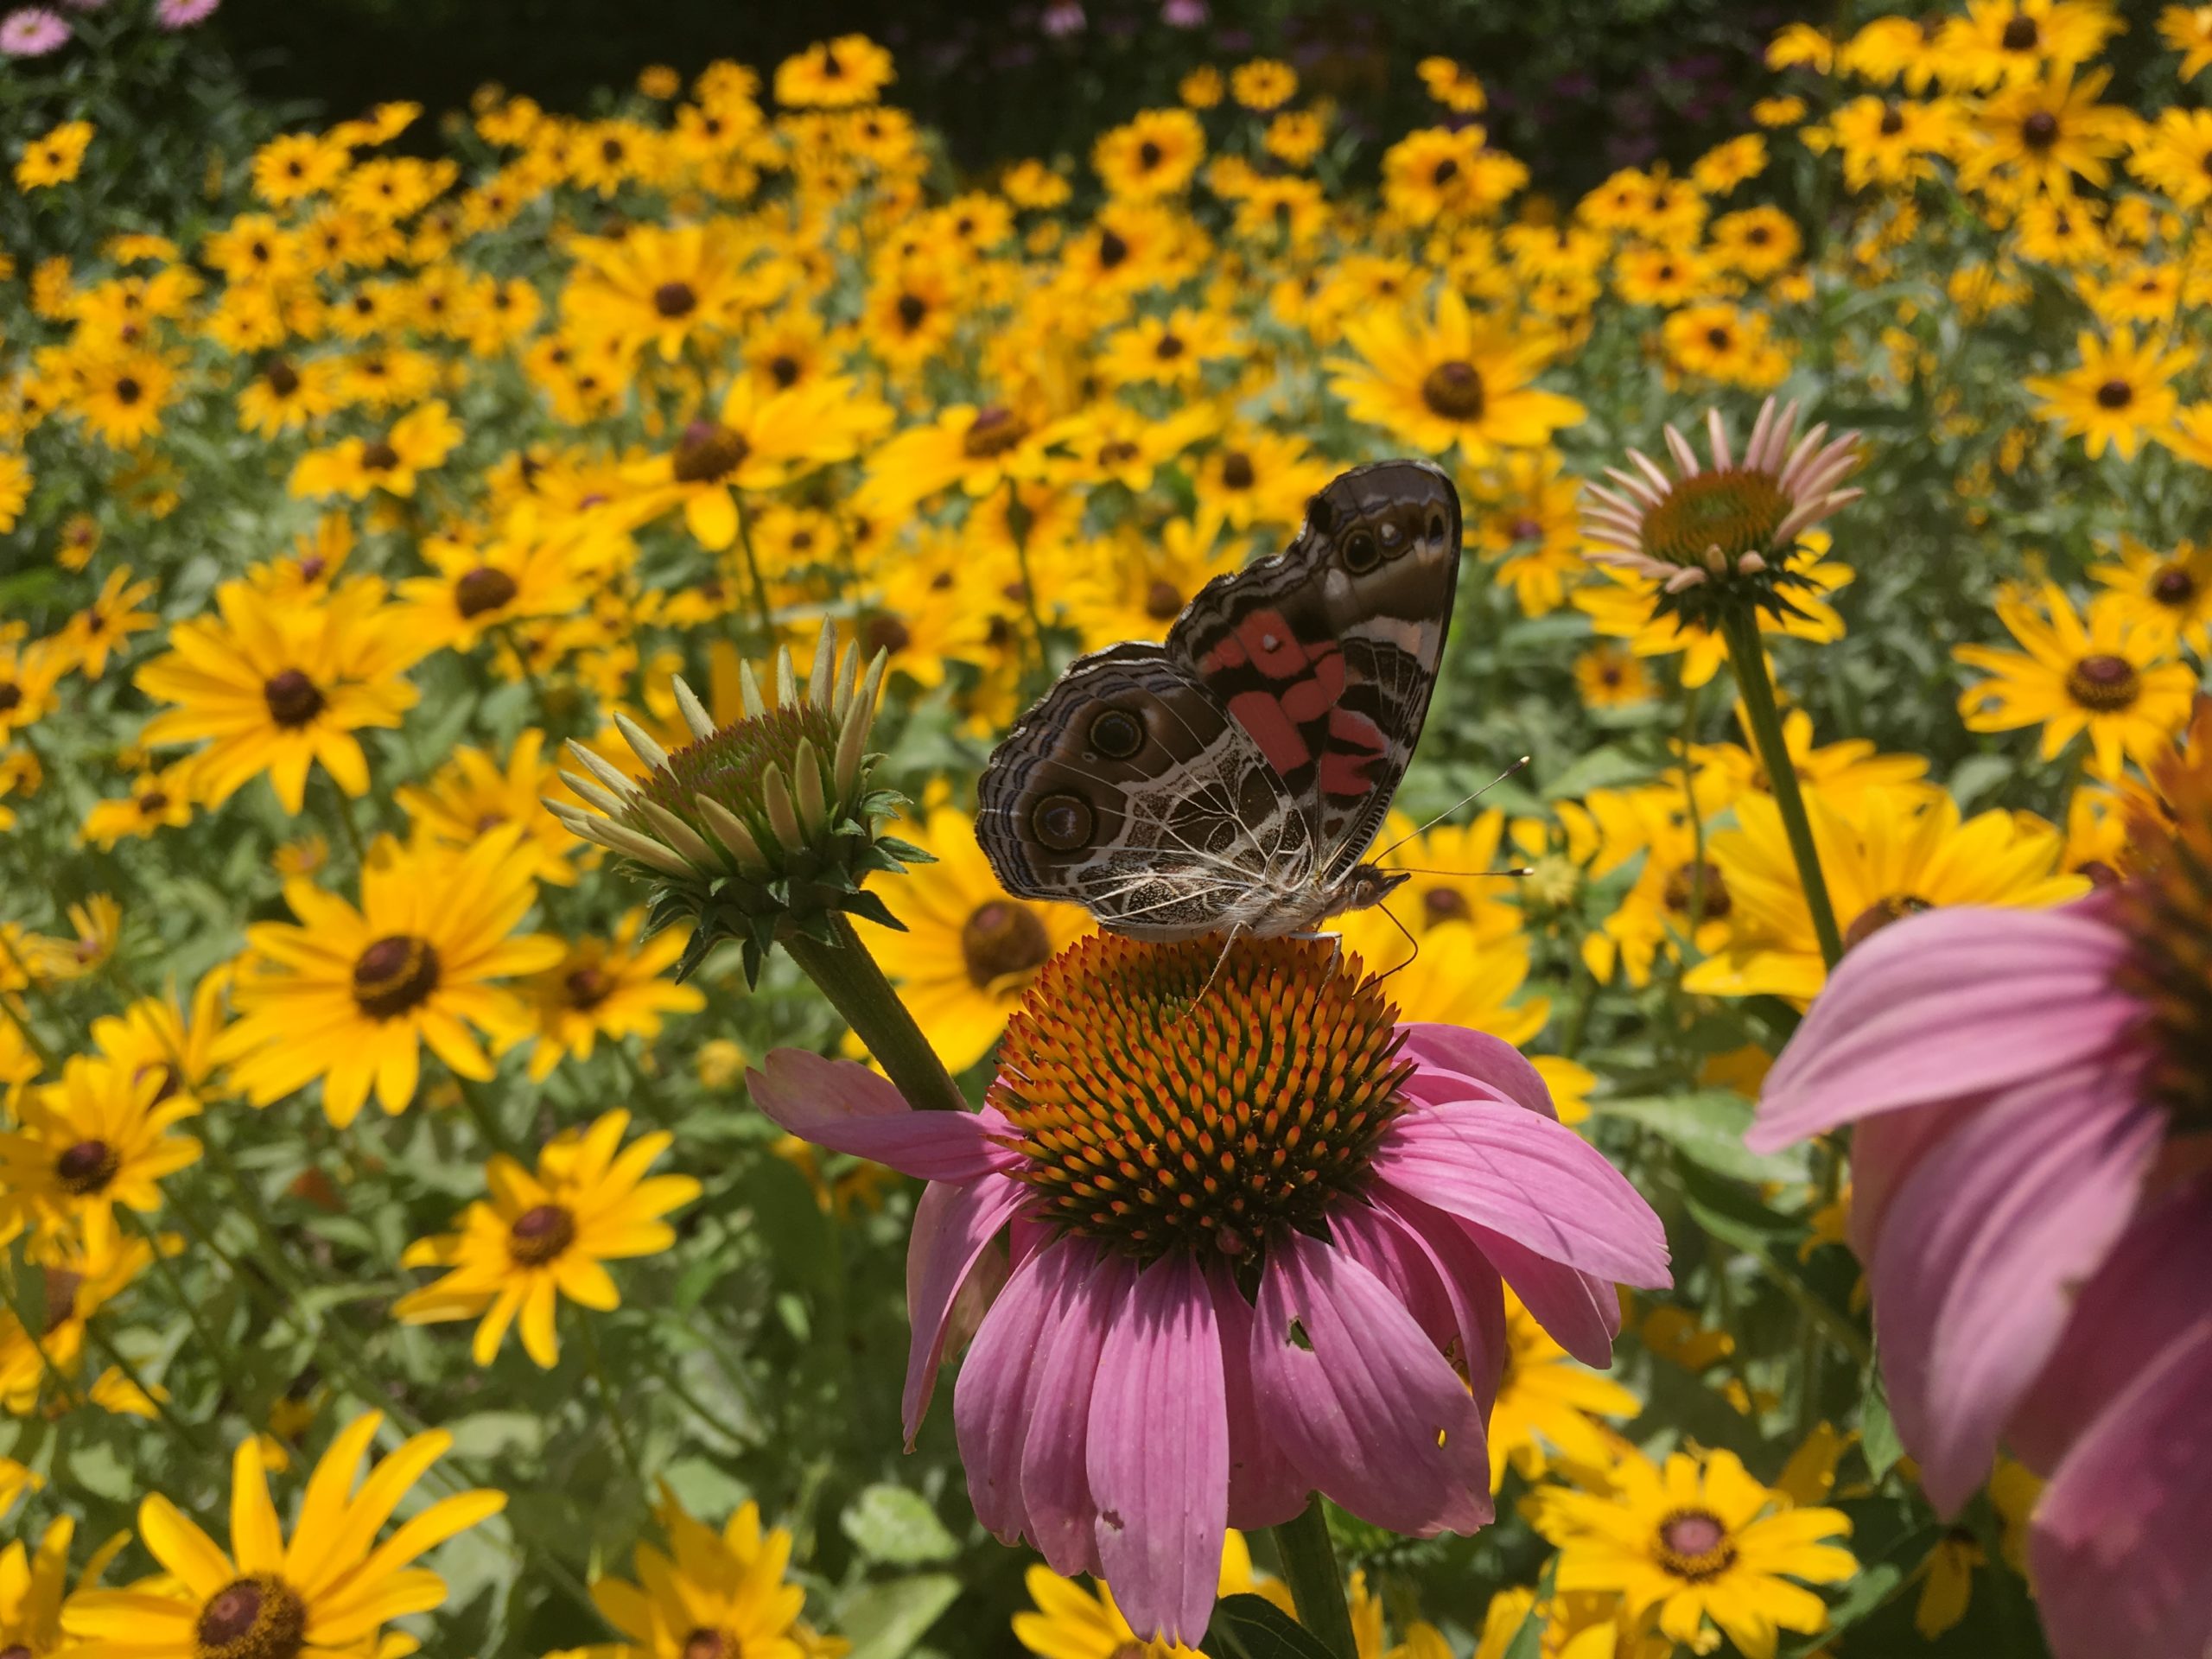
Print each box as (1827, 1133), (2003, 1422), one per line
(546, 620), (929, 984)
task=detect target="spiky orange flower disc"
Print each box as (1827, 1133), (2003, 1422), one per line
(988, 932), (1414, 1263)
(2116, 702), (2212, 1132)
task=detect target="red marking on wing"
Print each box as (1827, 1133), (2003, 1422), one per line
(1228, 689), (1311, 775)
(1319, 708), (1389, 798)
(1236, 609), (1311, 678)
(1278, 648), (1344, 721)
(1202, 634), (1249, 672)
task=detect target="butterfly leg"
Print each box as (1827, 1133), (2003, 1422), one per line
(1175, 921), (1249, 1024)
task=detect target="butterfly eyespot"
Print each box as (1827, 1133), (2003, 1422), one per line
(1090, 709), (1146, 760)
(1305, 494), (1337, 535)
(1032, 792), (1094, 851)
(1428, 512), (1446, 543)
(1341, 529), (1380, 573)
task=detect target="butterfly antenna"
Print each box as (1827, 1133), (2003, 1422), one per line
(1369, 900), (1421, 986)
(1385, 864), (1536, 880)
(1371, 756), (1533, 861)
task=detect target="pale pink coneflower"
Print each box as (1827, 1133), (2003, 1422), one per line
(0, 5), (70, 54)
(753, 933), (1671, 1644)
(1748, 706), (2212, 1659)
(1580, 397), (1861, 626)
(153, 0), (219, 28)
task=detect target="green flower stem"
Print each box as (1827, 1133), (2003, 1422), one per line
(1718, 607), (1845, 970)
(1273, 1497), (1358, 1659)
(780, 914), (969, 1114)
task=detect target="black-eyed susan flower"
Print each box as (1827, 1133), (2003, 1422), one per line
(1938, 0), (2123, 89)
(1014, 1532), (1289, 1659)
(135, 578), (424, 814)
(0, 1229), (153, 1414)
(217, 825), (563, 1126)
(2024, 326), (2195, 459)
(287, 399), (463, 499)
(550, 622), (923, 985)
(58, 567), (158, 680)
(0, 638), (67, 741)
(1955, 585), (2200, 779)
(517, 910), (703, 1082)
(2090, 536), (2212, 655)
(861, 804), (1090, 1073)
(1090, 108), (1206, 199)
(2164, 2), (2212, 78)
(1580, 398), (1860, 633)
(1964, 66), (2133, 195)
(0, 1055), (200, 1251)
(773, 35), (894, 108)
(392, 1108), (698, 1367)
(88, 970), (232, 1109)
(586, 1491), (846, 1659)
(79, 766), (194, 849)
(14, 118), (91, 190)
(1535, 1445), (1856, 1659)
(393, 728), (582, 887)
(1484, 1288), (1642, 1490)
(62, 1415), (505, 1656)
(1329, 289), (1585, 460)
(391, 519), (590, 652)
(0, 1515), (122, 1655)
(1574, 642), (1656, 709)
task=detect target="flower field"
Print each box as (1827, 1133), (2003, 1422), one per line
(3, 4), (2211, 1656)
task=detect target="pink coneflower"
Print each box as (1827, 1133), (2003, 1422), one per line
(1580, 397), (1861, 628)
(753, 933), (1669, 1643)
(1749, 704), (2212, 1659)
(152, 0), (218, 27)
(0, 5), (70, 54)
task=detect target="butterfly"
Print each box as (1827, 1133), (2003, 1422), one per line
(976, 459), (1461, 941)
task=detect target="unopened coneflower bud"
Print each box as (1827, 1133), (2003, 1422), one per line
(1580, 396), (1862, 631)
(547, 619), (930, 983)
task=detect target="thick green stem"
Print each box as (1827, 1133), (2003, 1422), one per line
(1272, 1497), (1357, 1659)
(1719, 608), (1844, 969)
(780, 914), (969, 1114)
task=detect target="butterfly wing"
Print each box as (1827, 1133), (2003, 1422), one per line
(1166, 460), (1461, 882)
(976, 643), (1315, 940)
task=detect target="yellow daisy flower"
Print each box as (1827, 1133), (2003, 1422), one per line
(62, 1416), (505, 1657)
(0, 1055), (200, 1251)
(0, 1228), (153, 1414)
(1488, 1288), (1643, 1490)
(1537, 1445), (1856, 1659)
(1014, 1531), (1289, 1659)
(588, 1491), (847, 1659)
(392, 1108), (699, 1368)
(1955, 584), (2201, 778)
(218, 826), (564, 1126)
(2089, 536), (2212, 655)
(60, 567), (159, 680)
(15, 119), (92, 189)
(287, 400), (464, 500)
(516, 910), (703, 1083)
(1330, 289), (1586, 460)
(393, 728), (582, 887)
(2024, 326), (2196, 459)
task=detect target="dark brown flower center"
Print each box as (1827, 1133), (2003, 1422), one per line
(40, 1268), (81, 1335)
(262, 669), (327, 728)
(454, 566), (520, 619)
(991, 934), (1412, 1262)
(1879, 103), (1905, 136)
(2022, 110), (2060, 149)
(0, 683), (22, 714)
(1656, 1510), (1737, 1581)
(115, 377), (143, 405)
(2067, 653), (2141, 712)
(1220, 449), (1255, 489)
(2000, 15), (2038, 50)
(2095, 378), (2134, 410)
(565, 965), (613, 1009)
(1433, 156), (1460, 185)
(352, 935), (441, 1019)
(1844, 893), (1935, 952)
(360, 439), (401, 472)
(1422, 887), (1471, 927)
(2152, 566), (2198, 606)
(264, 359), (300, 397)
(55, 1139), (118, 1195)
(895, 292), (928, 330)
(652, 280), (697, 318)
(1144, 579), (1184, 620)
(1663, 861), (1731, 921)
(1097, 229), (1130, 268)
(1420, 359), (1487, 422)
(861, 613), (912, 658)
(672, 422), (752, 484)
(963, 405), (1028, 458)
(1154, 333), (1186, 360)
(195, 1576), (308, 1659)
(508, 1203), (577, 1267)
(963, 900), (1052, 989)
(769, 353), (800, 386)
(138, 789), (170, 812)
(1138, 140), (1163, 169)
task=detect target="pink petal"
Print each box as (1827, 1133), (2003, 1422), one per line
(1360, 1197), (1509, 1410)
(1456, 1220), (1619, 1369)
(1370, 1102), (1670, 1288)
(2031, 1316), (2212, 1659)
(1749, 907), (2137, 1153)
(1870, 1059), (2160, 1514)
(1021, 1247), (1135, 1578)
(1250, 1229), (1491, 1537)
(902, 1174), (1028, 1446)
(955, 1241), (1079, 1542)
(1088, 1254), (1230, 1648)
(2009, 1177), (2212, 1473)
(1397, 1024), (1557, 1119)
(1847, 1098), (1976, 1259)
(748, 1049), (1020, 1181)
(1208, 1261), (1309, 1529)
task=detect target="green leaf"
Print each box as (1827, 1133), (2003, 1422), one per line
(841, 1483), (959, 1566)
(1501, 1560), (1558, 1659)
(1592, 1091), (1807, 1185)
(1675, 1161), (1797, 1255)
(1202, 1593), (1338, 1659)
(1539, 744), (1651, 801)
(833, 1573), (962, 1659)
(1860, 1363), (1904, 1480)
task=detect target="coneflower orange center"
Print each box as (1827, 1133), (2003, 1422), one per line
(194, 1574), (308, 1659)
(988, 934), (1413, 1263)
(1640, 469), (1788, 567)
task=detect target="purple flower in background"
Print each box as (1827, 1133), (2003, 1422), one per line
(1160, 0), (1206, 26)
(0, 5), (70, 54)
(153, 0), (219, 28)
(1039, 0), (1084, 36)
